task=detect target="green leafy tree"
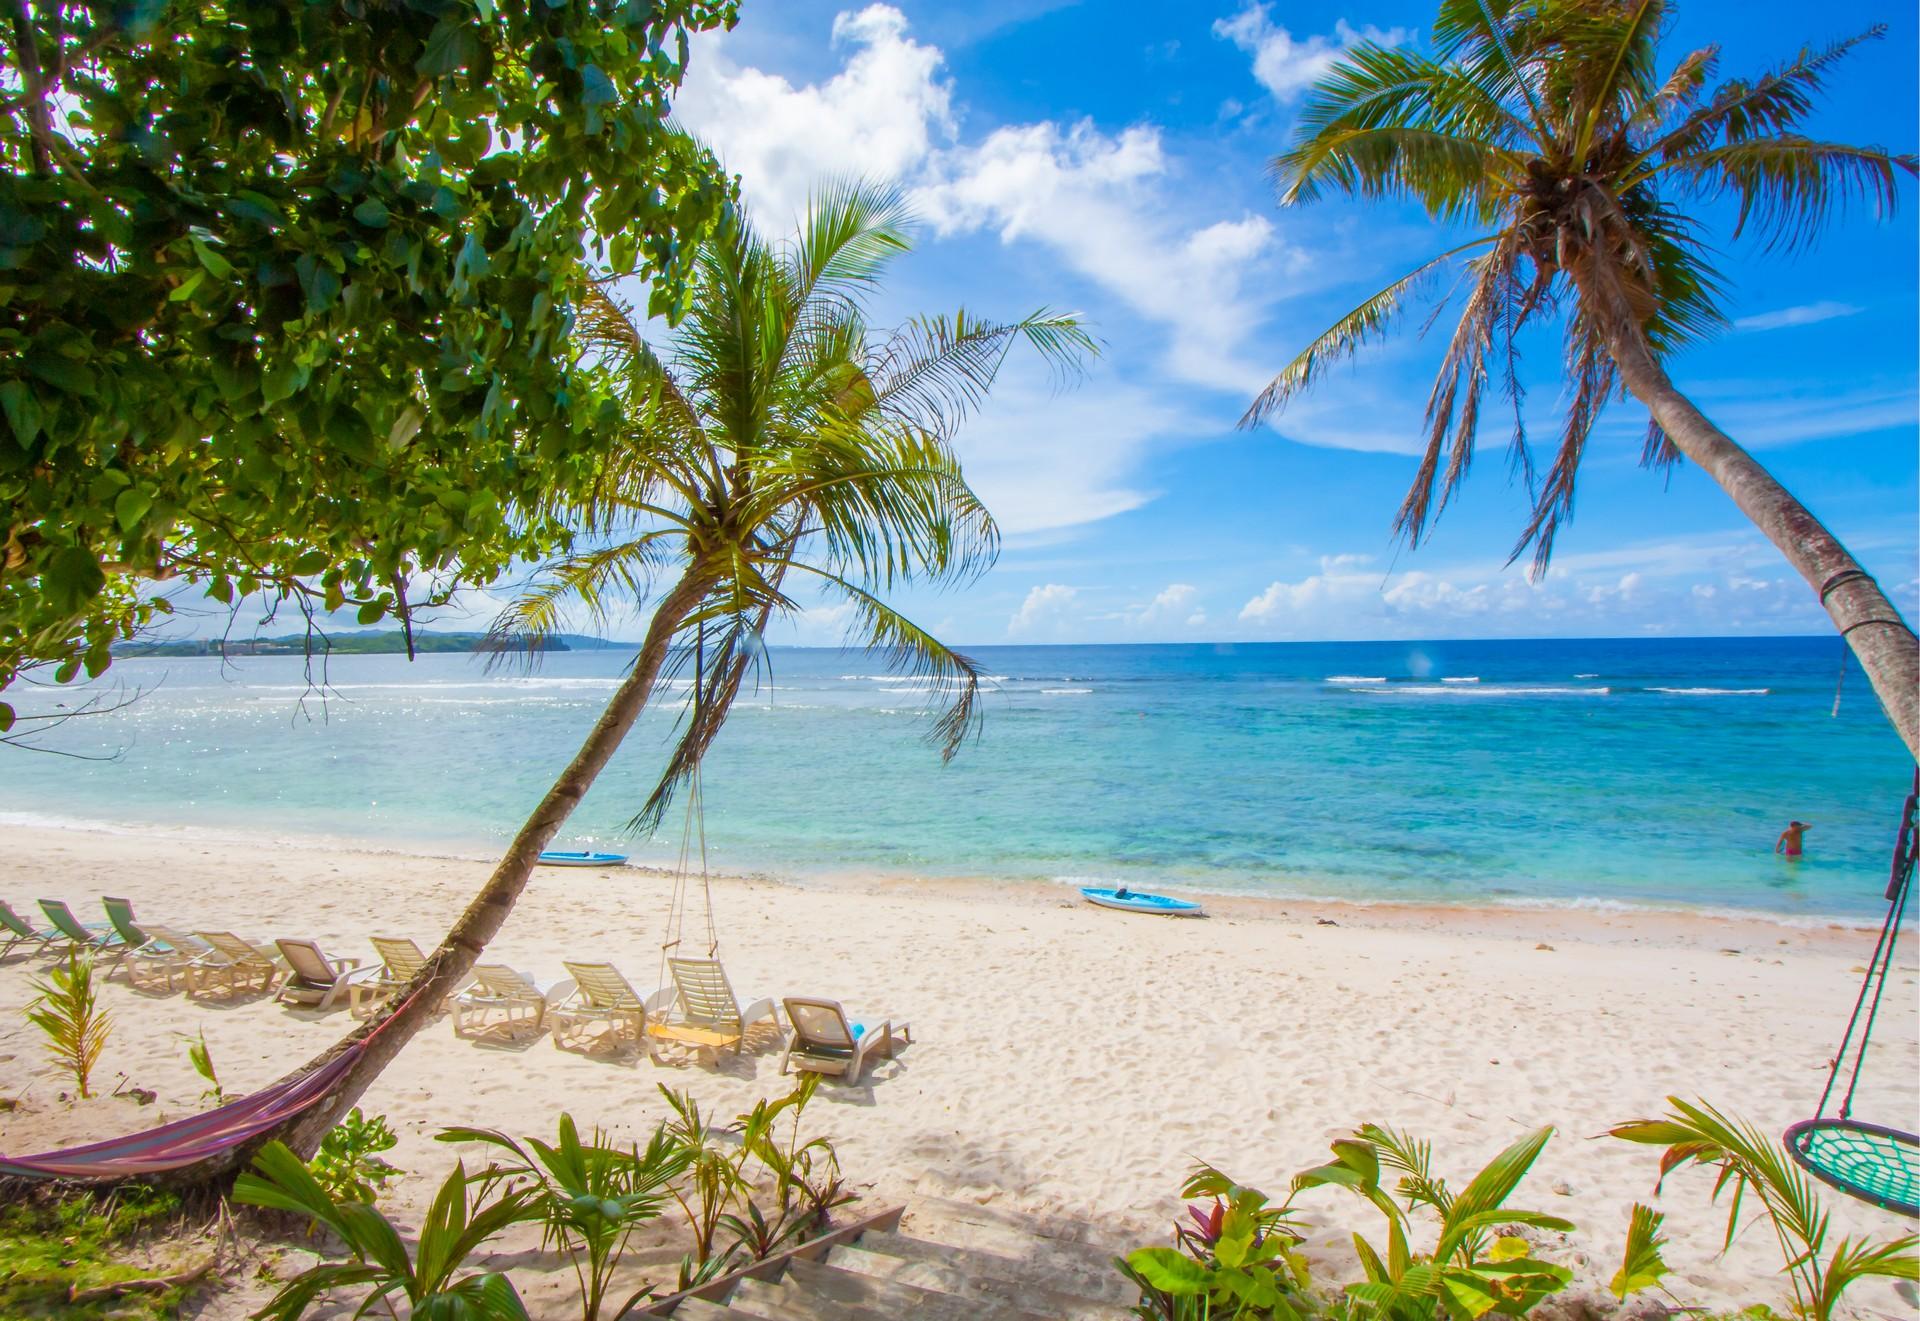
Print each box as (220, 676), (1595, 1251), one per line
(239, 182), (1093, 1175)
(0, 0), (738, 727)
(1246, 0), (1919, 757)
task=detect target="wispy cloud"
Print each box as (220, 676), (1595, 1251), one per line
(916, 120), (1287, 393)
(1732, 301), (1863, 333)
(1213, 2), (1411, 101)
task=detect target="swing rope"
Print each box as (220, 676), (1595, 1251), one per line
(1783, 771), (1920, 1217)
(657, 630), (719, 994)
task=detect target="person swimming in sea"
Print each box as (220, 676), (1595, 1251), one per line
(1775, 820), (1811, 859)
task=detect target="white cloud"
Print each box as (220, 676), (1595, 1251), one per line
(1232, 544), (1844, 638)
(1733, 301), (1863, 333)
(916, 120), (1285, 391)
(1118, 583), (1204, 630)
(1008, 583), (1078, 636)
(683, 7), (1287, 395)
(1213, 3), (1411, 101)
(676, 5), (955, 228)
(953, 362), (1185, 536)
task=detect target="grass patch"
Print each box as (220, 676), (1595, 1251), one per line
(0, 1186), (199, 1319)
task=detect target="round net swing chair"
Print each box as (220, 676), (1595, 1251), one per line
(1783, 775), (1920, 1217)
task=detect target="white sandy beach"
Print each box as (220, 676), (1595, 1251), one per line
(1, 822), (1916, 1316)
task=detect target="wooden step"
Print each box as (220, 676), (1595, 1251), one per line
(727, 1265), (967, 1321)
(667, 1299), (760, 1321)
(826, 1242), (1132, 1319)
(783, 1256), (1056, 1321)
(903, 1194), (1107, 1246)
(854, 1228), (1136, 1306)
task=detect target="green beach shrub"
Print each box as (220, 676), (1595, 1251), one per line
(1119, 1125), (1575, 1320)
(238, 1081), (851, 1318)
(308, 1107), (401, 1206)
(1610, 1098), (1918, 1319)
(441, 1112), (689, 1321)
(235, 1140), (539, 1321)
(26, 949), (111, 1099)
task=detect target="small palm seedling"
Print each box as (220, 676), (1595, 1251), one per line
(178, 1028), (225, 1104)
(444, 1112), (689, 1321)
(657, 1087), (746, 1289)
(235, 1139), (537, 1320)
(736, 1075), (854, 1233)
(1611, 1098), (1918, 1320)
(27, 950), (111, 1099)
(1290, 1123), (1575, 1318)
(309, 1108), (401, 1205)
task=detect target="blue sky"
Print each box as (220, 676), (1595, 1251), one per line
(171, 0), (1914, 652)
(644, 0), (1917, 648)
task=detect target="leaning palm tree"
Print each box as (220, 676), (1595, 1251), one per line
(246, 182), (1091, 1162)
(1245, 0), (1918, 757)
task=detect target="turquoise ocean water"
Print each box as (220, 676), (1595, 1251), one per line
(1, 637), (1911, 921)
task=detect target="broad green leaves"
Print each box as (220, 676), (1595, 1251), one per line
(0, 0), (740, 701)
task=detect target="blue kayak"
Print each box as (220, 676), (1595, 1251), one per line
(1080, 886), (1205, 917)
(537, 850), (629, 868)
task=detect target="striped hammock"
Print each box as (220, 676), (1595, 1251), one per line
(0, 980), (424, 1181)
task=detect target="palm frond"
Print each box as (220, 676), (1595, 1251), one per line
(628, 578), (791, 836)
(482, 534), (676, 667)
(1394, 236), (1512, 547)
(786, 179), (913, 309)
(790, 562), (985, 761)
(1241, 237), (1496, 430)
(1663, 136), (1916, 251)
(1509, 309), (1615, 575)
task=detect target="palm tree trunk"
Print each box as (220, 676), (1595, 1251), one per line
(1599, 321), (1919, 761)
(162, 564), (717, 1186)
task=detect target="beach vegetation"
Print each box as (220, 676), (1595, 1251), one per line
(0, 1185), (193, 1319)
(1610, 1097), (1918, 1319)
(656, 1078), (850, 1289)
(1246, 0), (1919, 756)
(26, 949), (111, 1099)
(235, 1140), (538, 1321)
(442, 1112), (689, 1321)
(254, 180), (1094, 1169)
(308, 1108), (402, 1207)
(238, 1080), (854, 1317)
(1121, 1124), (1574, 1320)
(180, 1028), (227, 1105)
(0, 0), (738, 714)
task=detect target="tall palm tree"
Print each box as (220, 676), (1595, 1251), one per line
(234, 182), (1092, 1171)
(1245, 0), (1919, 757)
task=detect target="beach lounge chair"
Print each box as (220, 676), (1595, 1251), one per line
(0, 900), (58, 959)
(645, 957), (776, 1057)
(38, 899), (128, 968)
(349, 936), (433, 1019)
(452, 965), (555, 1040)
(101, 897), (147, 949)
(182, 931), (279, 998)
(123, 925), (209, 994)
(274, 939), (368, 1011)
(780, 997), (912, 1084)
(549, 961), (660, 1053)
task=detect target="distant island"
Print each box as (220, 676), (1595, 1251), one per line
(115, 630), (631, 658)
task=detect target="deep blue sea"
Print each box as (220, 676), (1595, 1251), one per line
(1, 637), (1912, 920)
